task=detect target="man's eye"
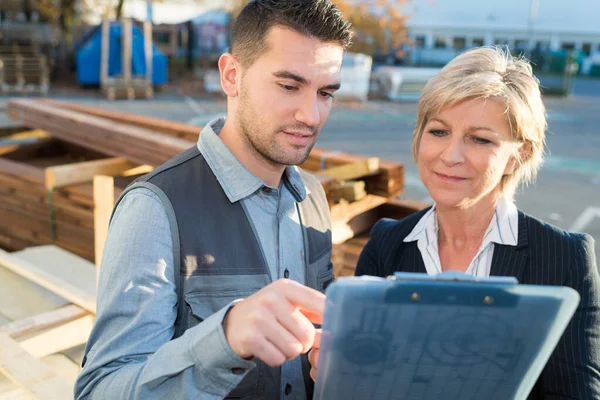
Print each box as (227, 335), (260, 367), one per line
(280, 84), (298, 91)
(319, 91), (334, 99)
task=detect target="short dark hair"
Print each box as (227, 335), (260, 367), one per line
(231, 0), (353, 67)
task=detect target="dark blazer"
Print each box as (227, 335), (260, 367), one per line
(355, 207), (600, 399)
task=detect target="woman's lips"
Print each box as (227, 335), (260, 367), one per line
(435, 172), (467, 183)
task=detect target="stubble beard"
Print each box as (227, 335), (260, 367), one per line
(237, 92), (317, 167)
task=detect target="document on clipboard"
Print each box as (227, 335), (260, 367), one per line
(313, 272), (580, 400)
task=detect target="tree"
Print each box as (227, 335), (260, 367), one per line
(115, 0), (126, 19)
(333, 0), (411, 57)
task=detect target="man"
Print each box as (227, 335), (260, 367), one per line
(74, 1), (352, 399)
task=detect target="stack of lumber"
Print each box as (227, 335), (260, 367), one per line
(302, 147), (404, 199)
(6, 98), (419, 275)
(331, 199), (429, 277)
(0, 130), (141, 262)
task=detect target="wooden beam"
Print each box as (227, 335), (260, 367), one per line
(319, 158), (379, 182)
(93, 175), (115, 273)
(44, 157), (135, 189)
(0, 246), (97, 314)
(123, 18), (132, 85)
(0, 305), (87, 340)
(122, 164), (153, 176)
(100, 19), (109, 87)
(0, 333), (73, 400)
(18, 315), (94, 359)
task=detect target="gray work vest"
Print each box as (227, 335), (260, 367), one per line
(118, 146), (333, 399)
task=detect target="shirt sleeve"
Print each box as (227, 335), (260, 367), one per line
(74, 187), (255, 400)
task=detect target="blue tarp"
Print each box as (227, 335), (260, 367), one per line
(76, 23), (168, 86)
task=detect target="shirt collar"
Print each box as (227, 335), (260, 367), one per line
(403, 197), (519, 247)
(197, 118), (308, 203)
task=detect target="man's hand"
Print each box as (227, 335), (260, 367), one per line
(223, 279), (325, 367)
(308, 329), (321, 381)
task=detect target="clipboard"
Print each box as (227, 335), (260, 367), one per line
(313, 272), (580, 400)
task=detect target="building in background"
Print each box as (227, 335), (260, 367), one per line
(404, 0), (600, 74)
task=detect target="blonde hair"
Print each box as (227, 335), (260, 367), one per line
(412, 46), (547, 200)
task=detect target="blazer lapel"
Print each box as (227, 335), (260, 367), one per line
(490, 211), (530, 282)
(400, 241), (427, 274)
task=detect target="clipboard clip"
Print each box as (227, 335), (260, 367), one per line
(387, 271), (519, 285)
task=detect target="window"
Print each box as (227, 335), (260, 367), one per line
(415, 35), (425, 48)
(472, 38), (484, 47)
(582, 43), (592, 56)
(535, 41), (550, 52)
(453, 37), (466, 50)
(561, 42), (576, 51)
(494, 38), (509, 46)
(434, 37), (447, 49)
(514, 39), (528, 51)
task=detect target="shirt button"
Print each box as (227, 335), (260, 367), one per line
(284, 269), (289, 278)
(231, 367), (245, 375)
(285, 383), (292, 395)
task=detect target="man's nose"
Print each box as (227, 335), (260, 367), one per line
(295, 94), (320, 128)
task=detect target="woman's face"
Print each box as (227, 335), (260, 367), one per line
(418, 98), (520, 210)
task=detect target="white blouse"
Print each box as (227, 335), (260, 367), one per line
(403, 197), (519, 277)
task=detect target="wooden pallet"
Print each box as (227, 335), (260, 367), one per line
(0, 53), (49, 95)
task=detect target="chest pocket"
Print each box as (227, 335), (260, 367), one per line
(305, 231), (334, 293)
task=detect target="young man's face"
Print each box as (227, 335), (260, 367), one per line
(236, 25), (344, 166)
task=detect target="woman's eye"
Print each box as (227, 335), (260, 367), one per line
(473, 136), (492, 145)
(428, 129), (447, 137)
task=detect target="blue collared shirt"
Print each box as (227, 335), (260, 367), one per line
(75, 118), (309, 399)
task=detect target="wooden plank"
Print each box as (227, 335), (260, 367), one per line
(332, 180), (366, 202)
(0, 268), (69, 322)
(43, 100), (200, 141)
(0, 158), (44, 183)
(18, 315), (94, 359)
(0, 380), (27, 400)
(331, 195), (388, 244)
(93, 175), (115, 271)
(318, 157), (379, 181)
(44, 157), (135, 189)
(0, 305), (87, 340)
(0, 246), (96, 314)
(0, 333), (73, 400)
(39, 354), (79, 386)
(7, 100), (192, 167)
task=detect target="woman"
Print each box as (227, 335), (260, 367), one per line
(353, 47), (600, 398)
